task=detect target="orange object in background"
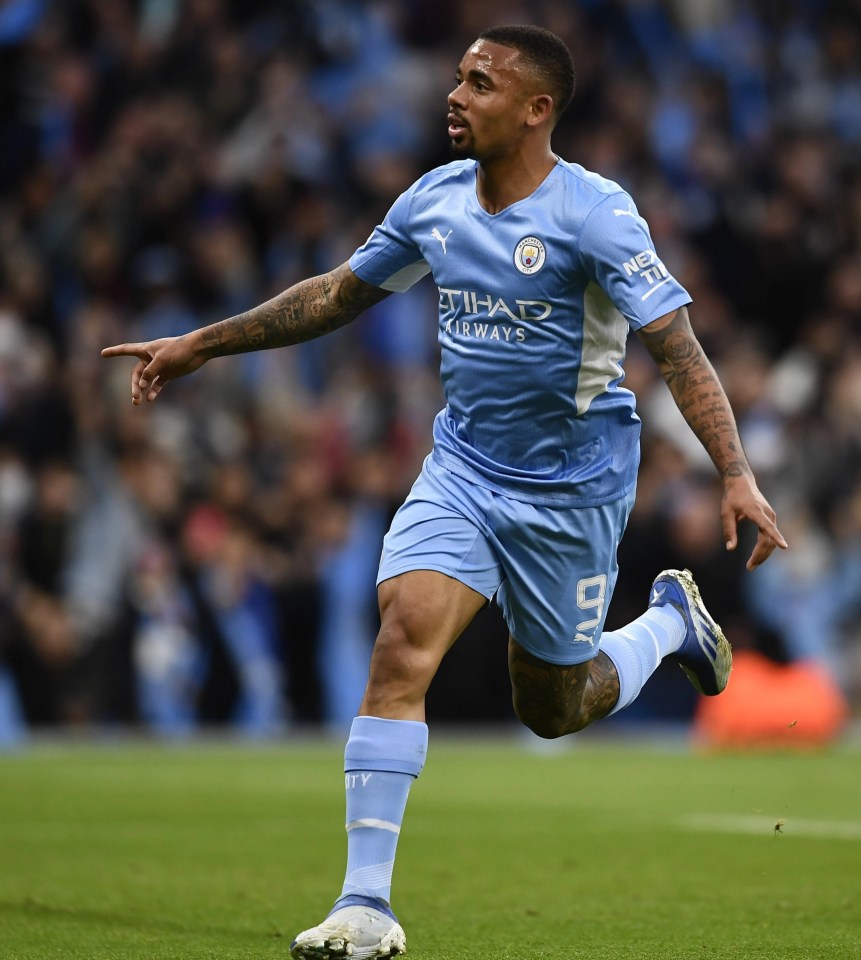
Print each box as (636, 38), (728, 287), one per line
(694, 650), (850, 747)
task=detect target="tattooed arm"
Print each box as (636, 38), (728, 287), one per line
(198, 263), (390, 355)
(101, 262), (390, 403)
(637, 306), (787, 569)
(636, 306), (748, 481)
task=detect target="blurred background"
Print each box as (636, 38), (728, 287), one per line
(0, 0), (859, 746)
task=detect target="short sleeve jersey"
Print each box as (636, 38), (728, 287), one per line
(349, 158), (691, 506)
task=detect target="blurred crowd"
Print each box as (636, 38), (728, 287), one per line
(1, 0), (860, 743)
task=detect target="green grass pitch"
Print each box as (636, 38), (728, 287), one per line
(0, 735), (859, 959)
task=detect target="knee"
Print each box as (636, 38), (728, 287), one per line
(365, 610), (445, 701)
(508, 644), (593, 738)
(512, 697), (588, 740)
(364, 574), (484, 715)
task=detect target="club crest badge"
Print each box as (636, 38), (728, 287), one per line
(514, 236), (546, 275)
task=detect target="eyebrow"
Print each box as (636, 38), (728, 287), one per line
(457, 66), (494, 85)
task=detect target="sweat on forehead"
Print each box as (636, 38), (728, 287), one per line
(468, 39), (517, 60)
(462, 40), (525, 80)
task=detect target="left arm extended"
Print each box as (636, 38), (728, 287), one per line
(637, 306), (787, 570)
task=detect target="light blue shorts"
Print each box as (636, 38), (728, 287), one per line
(377, 456), (635, 665)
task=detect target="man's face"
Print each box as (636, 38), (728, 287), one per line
(447, 40), (537, 162)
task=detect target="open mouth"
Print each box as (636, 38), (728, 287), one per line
(447, 114), (468, 138)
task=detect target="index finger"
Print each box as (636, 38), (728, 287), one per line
(755, 512), (788, 551)
(101, 343), (151, 360)
(747, 532), (780, 571)
(746, 518), (788, 570)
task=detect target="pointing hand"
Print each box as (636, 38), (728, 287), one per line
(101, 335), (208, 404)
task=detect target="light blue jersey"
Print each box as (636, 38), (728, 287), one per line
(350, 158), (690, 506)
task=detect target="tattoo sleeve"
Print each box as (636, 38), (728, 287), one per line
(636, 307), (751, 481)
(197, 262), (391, 357)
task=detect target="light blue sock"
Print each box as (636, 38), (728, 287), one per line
(599, 606), (686, 715)
(336, 716), (428, 908)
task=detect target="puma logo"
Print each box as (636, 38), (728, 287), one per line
(613, 203), (637, 218)
(431, 227), (453, 254)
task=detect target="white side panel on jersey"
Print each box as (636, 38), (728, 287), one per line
(576, 282), (628, 415)
(380, 259), (431, 292)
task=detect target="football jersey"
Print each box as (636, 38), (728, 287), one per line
(349, 158), (691, 506)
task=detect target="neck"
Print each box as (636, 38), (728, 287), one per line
(474, 147), (557, 214)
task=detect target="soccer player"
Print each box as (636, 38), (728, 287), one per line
(103, 25), (787, 960)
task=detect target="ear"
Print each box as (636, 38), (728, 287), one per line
(525, 93), (554, 127)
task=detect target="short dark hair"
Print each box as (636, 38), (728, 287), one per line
(478, 25), (575, 124)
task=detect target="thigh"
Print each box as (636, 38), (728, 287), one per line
(491, 488), (635, 666)
(377, 569), (489, 652)
(362, 570), (488, 719)
(378, 456), (503, 600)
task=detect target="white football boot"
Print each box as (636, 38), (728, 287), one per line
(290, 898), (406, 960)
